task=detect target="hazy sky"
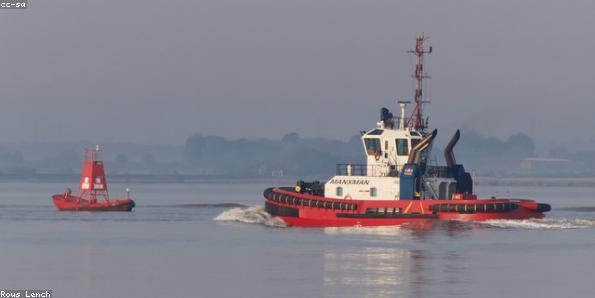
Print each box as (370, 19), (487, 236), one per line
(1, 0), (594, 148)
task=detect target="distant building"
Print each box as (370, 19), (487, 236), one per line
(521, 157), (571, 172)
(271, 169), (284, 177)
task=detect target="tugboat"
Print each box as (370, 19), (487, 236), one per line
(263, 35), (551, 227)
(52, 146), (135, 211)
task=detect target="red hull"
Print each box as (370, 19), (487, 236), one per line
(264, 188), (549, 227)
(52, 195), (135, 211)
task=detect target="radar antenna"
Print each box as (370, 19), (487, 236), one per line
(406, 34), (432, 131)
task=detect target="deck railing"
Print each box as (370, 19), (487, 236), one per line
(426, 166), (449, 178)
(336, 164), (450, 178)
(335, 164), (399, 177)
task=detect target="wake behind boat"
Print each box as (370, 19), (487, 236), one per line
(52, 146), (135, 212)
(263, 35), (551, 227)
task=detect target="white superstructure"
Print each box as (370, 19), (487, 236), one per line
(324, 102), (457, 201)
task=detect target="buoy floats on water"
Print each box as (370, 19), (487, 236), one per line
(51, 145), (135, 211)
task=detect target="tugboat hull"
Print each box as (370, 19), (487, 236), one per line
(264, 188), (549, 227)
(52, 195), (135, 212)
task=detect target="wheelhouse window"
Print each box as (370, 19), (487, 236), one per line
(396, 139), (409, 156)
(336, 187), (343, 197)
(367, 129), (384, 135)
(364, 138), (382, 155)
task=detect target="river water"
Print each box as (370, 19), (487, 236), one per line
(0, 181), (594, 298)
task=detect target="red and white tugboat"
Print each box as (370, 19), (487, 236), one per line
(52, 146), (135, 211)
(263, 35), (550, 227)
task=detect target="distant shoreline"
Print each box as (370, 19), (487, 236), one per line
(473, 176), (595, 187)
(0, 173), (297, 185)
(2, 173), (595, 187)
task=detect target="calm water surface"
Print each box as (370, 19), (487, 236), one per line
(1, 181), (594, 298)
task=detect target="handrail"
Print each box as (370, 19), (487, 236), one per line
(426, 166), (449, 178)
(335, 164), (398, 177)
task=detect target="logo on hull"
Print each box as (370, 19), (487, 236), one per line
(328, 179), (370, 185)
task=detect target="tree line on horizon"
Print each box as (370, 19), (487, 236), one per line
(182, 130), (538, 177)
(0, 130), (592, 177)
(183, 132), (363, 178)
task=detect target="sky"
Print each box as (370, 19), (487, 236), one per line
(1, 0), (594, 149)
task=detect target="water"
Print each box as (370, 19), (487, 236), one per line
(1, 181), (594, 298)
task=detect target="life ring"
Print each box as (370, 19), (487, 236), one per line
(344, 195), (353, 200)
(374, 151), (382, 161)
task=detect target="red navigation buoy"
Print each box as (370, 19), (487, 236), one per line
(51, 146), (135, 211)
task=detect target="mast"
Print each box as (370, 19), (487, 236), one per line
(406, 34), (432, 131)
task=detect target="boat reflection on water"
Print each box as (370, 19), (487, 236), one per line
(323, 247), (469, 298)
(324, 220), (477, 237)
(322, 223), (472, 297)
(323, 247), (408, 297)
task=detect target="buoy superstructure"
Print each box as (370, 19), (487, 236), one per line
(52, 146), (135, 211)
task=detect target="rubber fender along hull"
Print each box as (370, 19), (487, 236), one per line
(263, 187), (549, 227)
